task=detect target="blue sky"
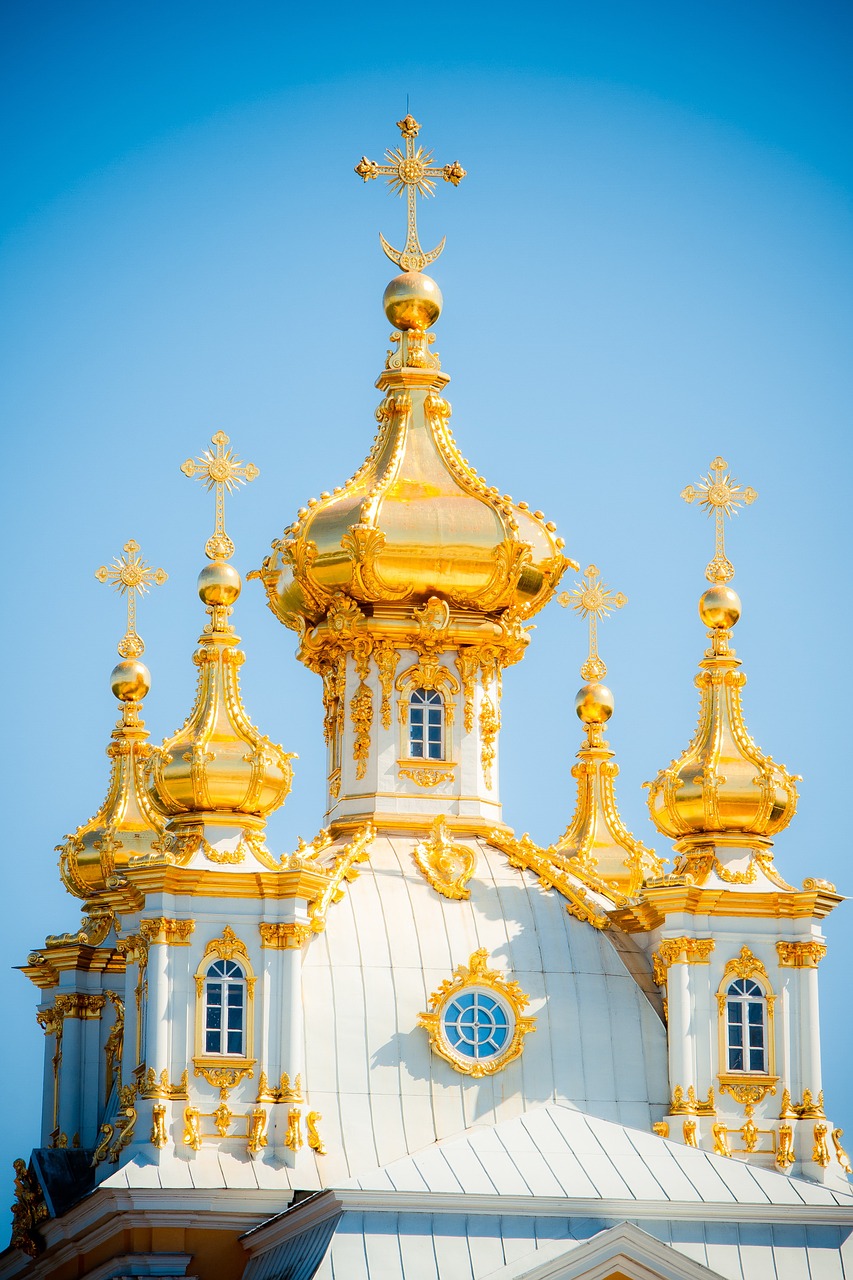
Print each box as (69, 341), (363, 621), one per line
(1, 0), (851, 1190)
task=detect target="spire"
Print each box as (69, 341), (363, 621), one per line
(149, 434), (295, 863)
(548, 565), (660, 898)
(58, 541), (168, 900)
(646, 458), (799, 882)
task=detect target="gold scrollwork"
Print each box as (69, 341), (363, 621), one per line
(776, 940), (827, 968)
(777, 1122), (795, 1170)
(285, 1107), (303, 1151)
(308, 826), (374, 934)
(488, 829), (610, 930)
(813, 1123), (831, 1167)
(247, 1108), (268, 1155)
(712, 1121), (732, 1157)
(652, 937), (714, 986)
(398, 765), (455, 788)
(682, 1120), (698, 1148)
(151, 1104), (168, 1149)
(419, 949), (535, 1078)
(183, 1106), (202, 1151)
(652, 1121), (669, 1139)
(139, 917), (195, 946)
(832, 1128), (852, 1174)
(412, 816), (476, 900)
(307, 1111), (327, 1155)
(259, 922), (313, 950)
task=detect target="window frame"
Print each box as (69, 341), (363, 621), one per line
(716, 947), (776, 1089)
(202, 957), (248, 1058)
(193, 927), (256, 1080)
(407, 686), (446, 762)
(723, 977), (768, 1075)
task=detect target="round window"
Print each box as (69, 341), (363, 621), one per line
(441, 989), (512, 1063)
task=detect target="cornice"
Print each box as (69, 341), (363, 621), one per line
(610, 883), (844, 931)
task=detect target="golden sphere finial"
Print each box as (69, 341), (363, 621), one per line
(383, 271), (443, 330)
(575, 682), (614, 725)
(699, 584), (741, 630)
(198, 561), (242, 607)
(110, 659), (151, 703)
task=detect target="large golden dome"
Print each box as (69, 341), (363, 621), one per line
(258, 271), (569, 631)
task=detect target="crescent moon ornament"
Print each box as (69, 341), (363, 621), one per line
(355, 115), (465, 272)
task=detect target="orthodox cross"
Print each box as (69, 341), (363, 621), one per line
(181, 431), (259, 561)
(681, 455), (757, 584)
(354, 115), (466, 272)
(558, 564), (626, 683)
(95, 539), (168, 659)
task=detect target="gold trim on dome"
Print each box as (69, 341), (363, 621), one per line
(419, 949), (535, 1077)
(488, 829), (610, 929)
(307, 825), (374, 934)
(777, 940), (827, 967)
(412, 816), (477, 900)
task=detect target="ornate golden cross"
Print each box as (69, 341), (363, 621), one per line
(558, 565), (626, 682)
(681, 455), (757, 583)
(354, 115), (466, 272)
(95, 539), (168, 658)
(181, 431), (259, 561)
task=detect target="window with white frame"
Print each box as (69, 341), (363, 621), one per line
(725, 977), (767, 1073)
(203, 958), (246, 1056)
(408, 688), (444, 760)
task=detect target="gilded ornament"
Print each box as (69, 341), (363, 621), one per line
(797, 1088), (825, 1118)
(720, 1079), (777, 1108)
(180, 430), (259, 562)
(489, 828), (611, 929)
(91, 1125), (113, 1168)
(247, 1108), (268, 1155)
(558, 564), (626, 684)
(776, 940), (827, 968)
(398, 766), (455, 788)
(832, 1129), (852, 1174)
(653, 938), (714, 986)
(374, 641), (400, 729)
(740, 1117), (760, 1153)
(257, 1071), (303, 1104)
(285, 1107), (303, 1151)
(308, 826), (374, 934)
(712, 1122), (732, 1157)
(183, 1106), (202, 1152)
(259, 922), (313, 950)
(108, 1083), (138, 1162)
(396, 654), (459, 721)
(307, 1111), (327, 1155)
(681, 456), (757, 585)
(103, 991), (124, 1104)
(11, 1159), (48, 1258)
(419, 949), (535, 1078)
(350, 680), (373, 779)
(479, 695), (499, 790)
(412, 816), (477, 900)
(682, 1120), (698, 1148)
(813, 1123), (831, 1168)
(213, 1102), (233, 1136)
(670, 1085), (715, 1116)
(354, 114), (465, 273)
(777, 1122), (795, 1170)
(95, 538), (168, 660)
(652, 1122), (669, 1139)
(139, 917), (195, 946)
(139, 1067), (189, 1100)
(150, 1104), (168, 1149)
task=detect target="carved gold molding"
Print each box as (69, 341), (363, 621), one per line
(257, 1070), (303, 1103)
(670, 1085), (715, 1116)
(412, 816), (476, 900)
(398, 765), (455, 788)
(192, 1061), (255, 1098)
(776, 940), (827, 968)
(308, 825), (374, 934)
(259, 922), (312, 949)
(489, 829), (610, 930)
(139, 1066), (189, 1100)
(652, 937), (715, 986)
(139, 917), (195, 946)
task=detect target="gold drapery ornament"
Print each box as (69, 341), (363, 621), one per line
(681, 455), (756, 584)
(181, 430), (259, 562)
(412, 816), (477, 900)
(95, 538), (167, 659)
(354, 114), (466, 272)
(558, 563), (626, 683)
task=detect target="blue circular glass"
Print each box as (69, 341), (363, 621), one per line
(442, 990), (511, 1061)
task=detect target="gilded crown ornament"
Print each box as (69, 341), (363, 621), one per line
(148, 436), (294, 862)
(354, 113), (466, 273)
(59, 541), (169, 900)
(646, 458), (798, 873)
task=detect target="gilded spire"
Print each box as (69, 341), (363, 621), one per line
(646, 458), (798, 881)
(549, 565), (660, 898)
(355, 114), (466, 272)
(59, 541), (168, 900)
(149, 434), (294, 864)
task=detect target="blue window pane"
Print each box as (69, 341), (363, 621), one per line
(207, 984), (222, 1006)
(227, 1030), (242, 1054)
(728, 1023), (743, 1047)
(205, 1029), (220, 1053)
(729, 1047), (744, 1070)
(443, 991), (512, 1062)
(227, 987), (242, 1007)
(748, 1024), (764, 1048)
(410, 709), (423, 725)
(748, 1002), (763, 1024)
(749, 1048), (765, 1070)
(206, 1004), (222, 1029)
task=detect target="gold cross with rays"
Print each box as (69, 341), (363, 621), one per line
(95, 539), (167, 658)
(354, 115), (466, 273)
(558, 565), (626, 683)
(681, 456), (757, 584)
(181, 431), (259, 561)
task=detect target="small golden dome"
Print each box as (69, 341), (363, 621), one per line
(198, 560), (241, 607)
(383, 271), (443, 330)
(149, 567), (294, 836)
(110, 659), (151, 703)
(646, 612), (798, 851)
(699, 584), (741, 630)
(575, 682), (614, 725)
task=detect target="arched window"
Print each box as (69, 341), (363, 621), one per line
(408, 688), (444, 760)
(725, 978), (767, 1073)
(203, 958), (246, 1057)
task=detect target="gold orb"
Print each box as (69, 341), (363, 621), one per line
(383, 272), (443, 330)
(575, 682), (614, 724)
(198, 561), (242, 606)
(699, 585), (741, 630)
(110, 659), (151, 702)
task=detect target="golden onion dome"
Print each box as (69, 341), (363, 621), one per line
(60, 538), (170, 900)
(257, 269), (570, 632)
(645, 585), (799, 852)
(148, 561), (295, 844)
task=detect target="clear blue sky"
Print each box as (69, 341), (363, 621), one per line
(1, 0), (851, 1192)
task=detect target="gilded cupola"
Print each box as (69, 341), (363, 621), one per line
(645, 459), (799, 874)
(58, 540), (168, 900)
(148, 433), (295, 860)
(257, 115), (570, 640)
